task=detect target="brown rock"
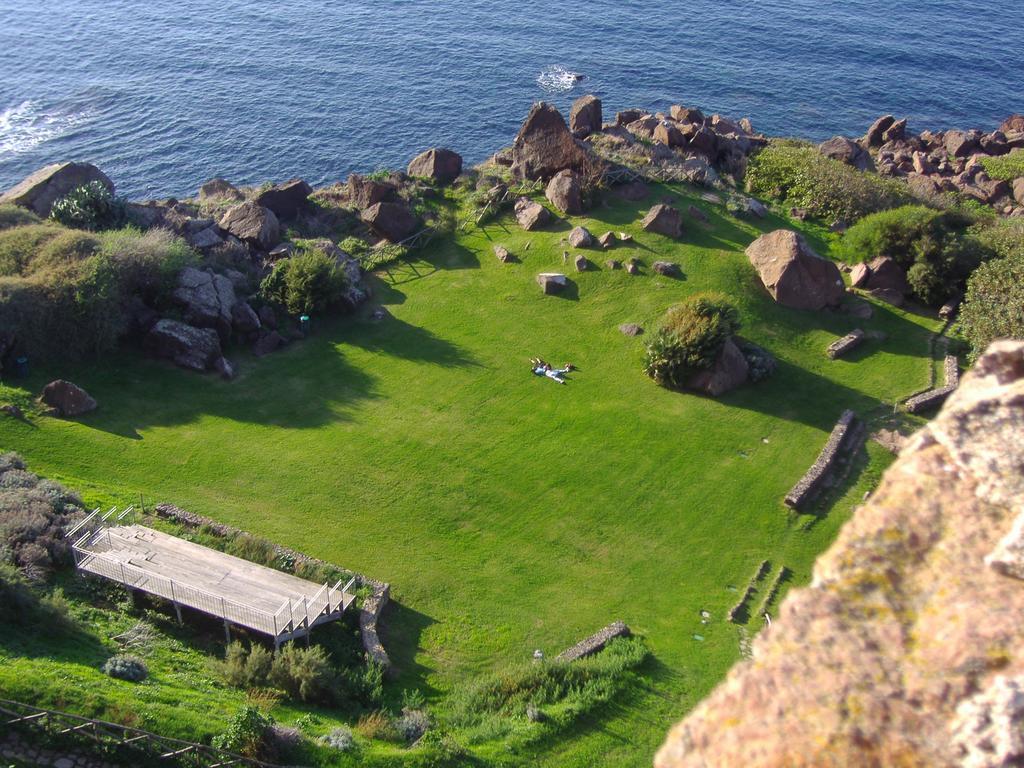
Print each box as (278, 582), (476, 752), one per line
(999, 115), (1024, 134)
(545, 169), (584, 214)
(40, 380), (97, 416)
(865, 256), (909, 294)
(510, 102), (592, 181)
(536, 272), (567, 295)
(945, 130), (979, 158)
(686, 125), (717, 157)
(1013, 177), (1024, 205)
(615, 109), (643, 127)
(850, 262), (871, 288)
(407, 148), (463, 184)
(606, 259), (622, 270)
(569, 94), (602, 138)
(254, 178), (312, 220)
(870, 287), (906, 307)
(361, 201), (418, 242)
(494, 245), (514, 263)
(863, 115), (896, 147)
(0, 162), (114, 217)
(819, 136), (873, 171)
(514, 197), (552, 231)
(881, 117), (907, 144)
(641, 204), (683, 238)
(573, 254), (589, 272)
(656, 340), (1024, 768)
(218, 201), (280, 250)
(568, 225), (593, 248)
(625, 115), (660, 141)
(745, 230), (845, 310)
(654, 121), (687, 148)
(625, 258), (641, 275)
(670, 105), (704, 125)
(199, 178), (243, 202)
(687, 338), (749, 396)
(597, 232), (615, 249)
(346, 174), (395, 208)
(652, 261), (680, 277)
(619, 323), (643, 337)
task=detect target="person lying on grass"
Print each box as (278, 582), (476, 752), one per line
(531, 358), (575, 384)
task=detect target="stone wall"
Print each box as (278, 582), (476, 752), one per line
(555, 621), (631, 662)
(1, 731), (120, 768)
(905, 354), (961, 413)
(656, 341), (1024, 768)
(826, 328), (865, 359)
(784, 410), (861, 509)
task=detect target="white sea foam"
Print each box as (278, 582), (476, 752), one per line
(536, 65), (583, 94)
(0, 99), (92, 155)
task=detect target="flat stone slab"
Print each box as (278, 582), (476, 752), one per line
(537, 272), (568, 295)
(556, 621), (631, 662)
(827, 328), (866, 359)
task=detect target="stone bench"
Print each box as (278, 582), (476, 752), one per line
(826, 329), (865, 359)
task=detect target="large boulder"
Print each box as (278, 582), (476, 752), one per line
(819, 136), (873, 171)
(255, 179), (312, 220)
(39, 380), (97, 417)
(569, 94), (602, 138)
(864, 256), (909, 294)
(513, 197), (551, 231)
(1000, 115), (1024, 134)
(144, 319), (222, 372)
(653, 121), (687, 148)
(641, 204), (683, 238)
(230, 301), (261, 335)
(346, 174), (395, 208)
(945, 130), (979, 158)
(0, 162), (114, 217)
(510, 102), (592, 181)
(173, 267), (237, 339)
(862, 115), (896, 148)
(218, 202), (281, 250)
(361, 202), (418, 242)
(198, 178), (243, 202)
(656, 340), (1024, 768)
(545, 169), (584, 214)
(746, 230), (845, 310)
(568, 226), (593, 248)
(407, 148), (463, 184)
(687, 338), (749, 396)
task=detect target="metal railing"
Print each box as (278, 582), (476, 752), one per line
(0, 698), (290, 767)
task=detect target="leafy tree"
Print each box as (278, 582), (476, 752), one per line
(643, 293), (740, 388)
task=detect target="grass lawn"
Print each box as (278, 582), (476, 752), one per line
(0, 181), (941, 765)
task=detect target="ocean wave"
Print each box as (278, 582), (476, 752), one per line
(0, 99), (93, 155)
(536, 65), (584, 94)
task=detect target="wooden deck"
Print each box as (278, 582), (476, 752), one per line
(72, 524), (355, 645)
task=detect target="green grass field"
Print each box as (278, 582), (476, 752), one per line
(0, 181), (941, 765)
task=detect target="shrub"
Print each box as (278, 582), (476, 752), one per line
(222, 642), (274, 690)
(746, 141), (911, 222)
(978, 149), (1024, 182)
(958, 252), (1024, 359)
(0, 204), (41, 231)
(395, 708), (431, 744)
(50, 181), (126, 231)
(0, 458), (80, 575)
(212, 705), (274, 758)
(643, 293), (740, 388)
(259, 246), (349, 316)
(356, 711), (400, 742)
(0, 223), (63, 276)
(102, 654), (148, 682)
(972, 218), (1024, 262)
(269, 644), (340, 705)
(97, 227), (195, 299)
(322, 726), (357, 752)
(838, 205), (942, 266)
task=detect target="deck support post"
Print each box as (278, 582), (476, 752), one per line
(223, 620), (231, 645)
(173, 602), (182, 625)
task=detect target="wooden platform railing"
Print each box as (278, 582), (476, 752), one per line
(0, 698), (290, 767)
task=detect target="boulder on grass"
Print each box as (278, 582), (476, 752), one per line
(687, 338), (749, 396)
(746, 230), (845, 310)
(255, 179), (313, 220)
(641, 204), (683, 238)
(597, 232), (615, 248)
(510, 102), (592, 181)
(407, 148), (463, 184)
(574, 254), (590, 272)
(568, 225), (593, 248)
(850, 262), (871, 288)
(537, 273), (568, 295)
(864, 256), (909, 295)
(145, 319), (222, 372)
(625, 258), (641, 275)
(40, 380), (97, 416)
(653, 261), (680, 277)
(545, 169), (584, 214)
(173, 267), (237, 339)
(569, 94), (602, 138)
(494, 245), (514, 263)
(219, 202), (281, 250)
(514, 197), (551, 231)
(0, 162), (114, 217)
(361, 202), (418, 242)
(619, 323), (643, 337)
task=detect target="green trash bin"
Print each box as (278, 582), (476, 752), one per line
(299, 315), (311, 334)
(13, 356), (28, 379)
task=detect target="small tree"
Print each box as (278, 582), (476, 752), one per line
(259, 247), (348, 316)
(643, 293), (740, 388)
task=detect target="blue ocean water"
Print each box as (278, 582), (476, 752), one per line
(0, 0), (1020, 200)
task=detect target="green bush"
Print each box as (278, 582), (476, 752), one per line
(972, 218), (1024, 262)
(222, 642), (274, 689)
(49, 181), (126, 231)
(259, 246), (349, 316)
(269, 644), (340, 705)
(746, 141), (911, 222)
(978, 150), (1024, 182)
(102, 654), (148, 682)
(0, 204), (42, 231)
(0, 223), (64, 276)
(958, 252), (1024, 358)
(643, 293), (740, 388)
(212, 705), (274, 758)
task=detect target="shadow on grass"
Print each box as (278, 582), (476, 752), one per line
(376, 600), (439, 700)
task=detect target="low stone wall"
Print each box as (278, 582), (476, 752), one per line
(905, 355), (960, 414)
(728, 560), (771, 623)
(152, 503), (392, 669)
(826, 329), (865, 359)
(556, 621), (631, 662)
(784, 410), (859, 510)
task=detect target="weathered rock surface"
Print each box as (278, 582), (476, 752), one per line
(144, 319), (222, 372)
(536, 272), (567, 295)
(219, 201), (281, 250)
(361, 201), (418, 242)
(569, 94), (602, 138)
(652, 260), (680, 277)
(407, 148), (463, 184)
(573, 254), (590, 272)
(173, 267), (237, 338)
(346, 173), (395, 208)
(198, 178), (243, 201)
(494, 245), (514, 263)
(656, 340), (1024, 768)
(687, 338), (748, 396)
(545, 169), (584, 214)
(510, 102), (592, 181)
(641, 204), (683, 238)
(40, 380), (97, 416)
(819, 136), (873, 171)
(619, 323), (643, 337)
(864, 255), (909, 294)
(255, 178), (312, 220)
(0, 162), (114, 216)
(568, 225), (593, 248)
(746, 230), (845, 310)
(230, 300), (261, 335)
(514, 197), (551, 230)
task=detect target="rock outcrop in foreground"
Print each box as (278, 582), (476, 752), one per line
(656, 340), (1024, 768)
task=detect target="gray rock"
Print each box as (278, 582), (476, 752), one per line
(187, 225), (224, 250)
(252, 330), (286, 357)
(198, 178), (242, 201)
(213, 356), (236, 380)
(619, 323), (643, 337)
(568, 225), (593, 248)
(230, 301), (261, 334)
(687, 338), (749, 396)
(258, 305), (278, 330)
(145, 319), (222, 371)
(219, 201), (281, 250)
(494, 245), (514, 263)
(545, 169), (584, 214)
(653, 261), (680, 277)
(537, 272), (568, 295)
(173, 267), (237, 339)
(574, 254), (590, 272)
(641, 204), (683, 238)
(514, 197), (551, 231)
